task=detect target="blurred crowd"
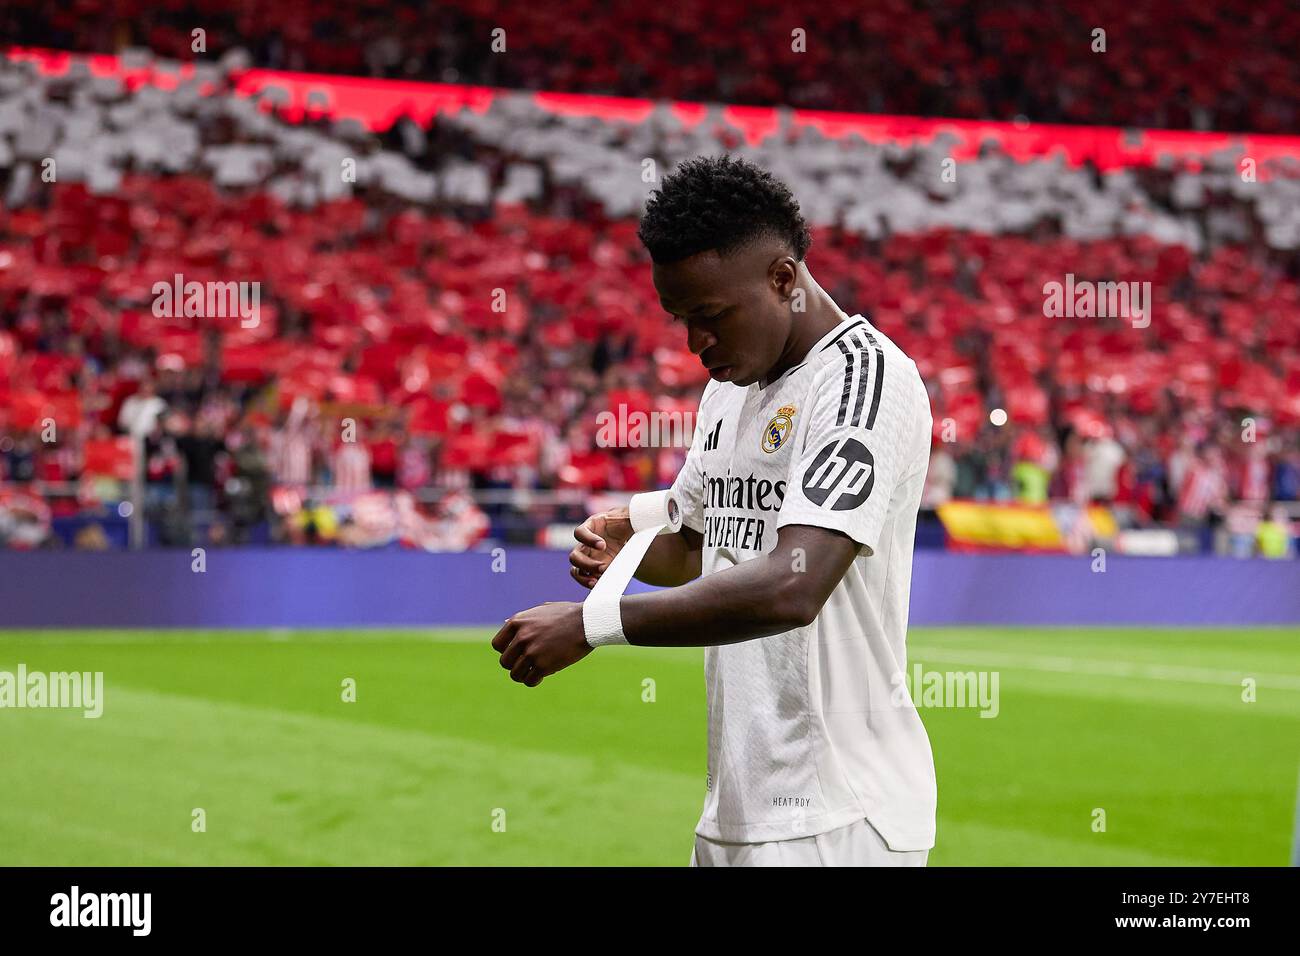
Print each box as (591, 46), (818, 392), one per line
(5, 0), (1299, 133)
(0, 49), (1298, 553)
(922, 421), (1299, 555)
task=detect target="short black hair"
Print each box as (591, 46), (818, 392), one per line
(637, 155), (812, 265)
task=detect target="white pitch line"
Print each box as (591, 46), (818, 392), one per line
(910, 647), (1300, 692)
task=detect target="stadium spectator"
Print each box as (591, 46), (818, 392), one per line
(921, 446), (957, 510)
(332, 439), (373, 494)
(1257, 504), (1295, 558)
(1082, 432), (1127, 503)
(1177, 446), (1231, 528)
(174, 417), (226, 516)
(117, 379), (167, 438)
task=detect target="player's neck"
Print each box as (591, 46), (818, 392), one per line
(760, 276), (850, 388)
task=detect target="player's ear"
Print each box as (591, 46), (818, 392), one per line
(768, 256), (799, 300)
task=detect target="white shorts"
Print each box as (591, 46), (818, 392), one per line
(689, 817), (929, 867)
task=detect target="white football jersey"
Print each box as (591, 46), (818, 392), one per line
(669, 313), (937, 850)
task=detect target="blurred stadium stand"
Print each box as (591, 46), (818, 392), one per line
(4, 0), (1298, 133)
(0, 41), (1297, 557)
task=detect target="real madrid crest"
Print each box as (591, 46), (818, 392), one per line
(762, 404), (797, 453)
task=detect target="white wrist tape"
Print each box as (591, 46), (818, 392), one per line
(582, 490), (683, 647)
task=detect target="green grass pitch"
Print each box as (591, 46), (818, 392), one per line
(1, 626), (1296, 866)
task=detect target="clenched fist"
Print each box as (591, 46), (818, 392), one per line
(491, 602), (591, 687)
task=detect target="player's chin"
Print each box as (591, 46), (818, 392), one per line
(728, 366), (759, 387)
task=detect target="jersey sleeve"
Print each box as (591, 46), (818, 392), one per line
(777, 352), (926, 555)
(668, 382), (714, 533)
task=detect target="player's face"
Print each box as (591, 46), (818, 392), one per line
(653, 245), (797, 388)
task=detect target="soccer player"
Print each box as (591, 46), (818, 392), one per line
(492, 155), (936, 867)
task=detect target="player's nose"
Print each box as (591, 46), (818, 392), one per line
(686, 323), (716, 357)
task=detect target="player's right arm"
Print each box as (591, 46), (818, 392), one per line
(570, 512), (702, 588)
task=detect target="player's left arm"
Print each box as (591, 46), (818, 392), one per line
(491, 524), (859, 684)
(619, 522), (861, 643)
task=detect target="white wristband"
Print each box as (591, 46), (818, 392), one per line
(583, 593), (627, 647)
(581, 489), (682, 649)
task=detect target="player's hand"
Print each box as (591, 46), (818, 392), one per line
(569, 507), (634, 589)
(491, 602), (591, 687)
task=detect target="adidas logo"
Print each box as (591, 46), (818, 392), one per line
(703, 418), (723, 452)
